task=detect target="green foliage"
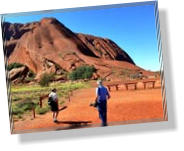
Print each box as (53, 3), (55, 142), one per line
(11, 81), (89, 93)
(16, 99), (35, 110)
(121, 68), (132, 76)
(120, 68), (143, 80)
(12, 96), (22, 102)
(39, 73), (54, 87)
(69, 65), (95, 80)
(17, 114), (22, 119)
(35, 106), (50, 115)
(59, 100), (65, 105)
(11, 81), (90, 120)
(12, 99), (35, 115)
(12, 104), (24, 115)
(24, 70), (36, 82)
(7, 62), (24, 71)
(27, 70), (35, 78)
(130, 74), (140, 79)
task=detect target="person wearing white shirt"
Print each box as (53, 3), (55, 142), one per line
(49, 88), (59, 122)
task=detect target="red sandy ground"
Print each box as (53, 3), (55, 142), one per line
(13, 81), (164, 133)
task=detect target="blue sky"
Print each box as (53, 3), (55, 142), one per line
(3, 2), (160, 71)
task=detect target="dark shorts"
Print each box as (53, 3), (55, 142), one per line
(50, 101), (58, 112)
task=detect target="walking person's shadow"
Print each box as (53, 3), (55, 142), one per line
(56, 106), (92, 129)
(55, 121), (92, 130)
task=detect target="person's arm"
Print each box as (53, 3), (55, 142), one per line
(95, 88), (98, 102)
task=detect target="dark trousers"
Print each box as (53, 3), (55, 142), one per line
(97, 101), (107, 126)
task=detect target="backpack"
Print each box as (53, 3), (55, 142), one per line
(48, 96), (54, 106)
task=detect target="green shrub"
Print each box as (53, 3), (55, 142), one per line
(35, 106), (50, 115)
(69, 65), (95, 80)
(25, 71), (36, 81)
(27, 70), (35, 78)
(12, 96), (22, 102)
(17, 114), (23, 119)
(12, 99), (35, 115)
(17, 100), (35, 110)
(12, 105), (24, 115)
(7, 62), (24, 71)
(121, 68), (132, 76)
(39, 73), (54, 87)
(59, 100), (65, 105)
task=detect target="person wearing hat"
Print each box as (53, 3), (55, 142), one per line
(48, 88), (59, 122)
(95, 80), (111, 126)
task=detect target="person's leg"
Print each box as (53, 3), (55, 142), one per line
(52, 112), (54, 118)
(55, 103), (59, 121)
(98, 102), (107, 126)
(54, 112), (58, 122)
(101, 102), (107, 126)
(53, 112), (55, 120)
(52, 102), (58, 122)
(97, 103), (103, 121)
(55, 111), (59, 120)
(103, 109), (107, 126)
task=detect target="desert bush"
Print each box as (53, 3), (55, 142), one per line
(12, 96), (22, 102)
(121, 68), (132, 76)
(130, 73), (140, 79)
(35, 106), (50, 115)
(69, 65), (95, 80)
(59, 100), (65, 105)
(24, 70), (36, 82)
(12, 99), (35, 115)
(27, 70), (35, 78)
(7, 62), (24, 71)
(39, 73), (54, 87)
(16, 99), (35, 110)
(121, 69), (143, 80)
(12, 104), (24, 115)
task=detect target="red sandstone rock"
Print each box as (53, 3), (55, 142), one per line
(2, 18), (154, 80)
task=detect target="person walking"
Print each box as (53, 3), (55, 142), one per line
(48, 88), (59, 123)
(95, 80), (110, 126)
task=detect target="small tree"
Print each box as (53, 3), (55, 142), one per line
(39, 73), (54, 87)
(69, 65), (95, 80)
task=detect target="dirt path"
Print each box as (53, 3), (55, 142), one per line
(13, 87), (164, 133)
